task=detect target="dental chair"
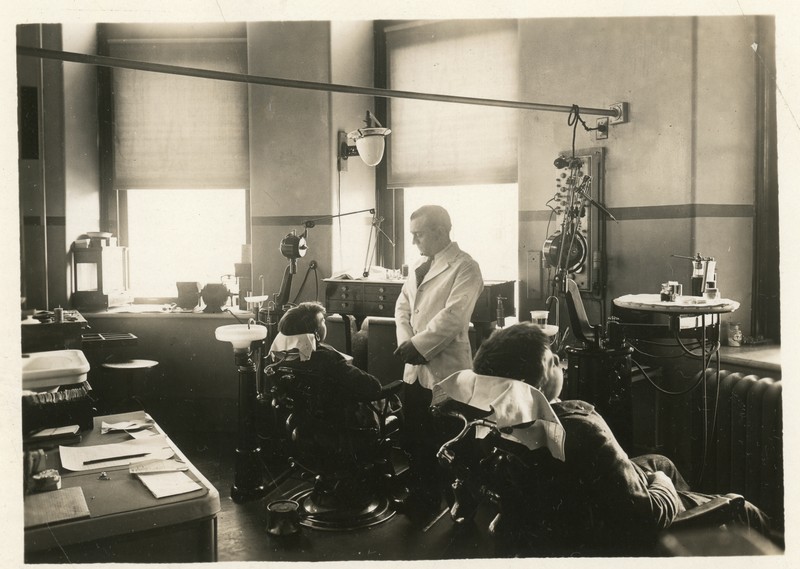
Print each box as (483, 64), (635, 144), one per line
(434, 400), (754, 557)
(265, 361), (405, 530)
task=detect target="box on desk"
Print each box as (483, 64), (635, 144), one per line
(22, 383), (95, 434)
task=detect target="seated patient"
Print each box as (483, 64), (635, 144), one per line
(269, 302), (385, 426)
(439, 322), (771, 554)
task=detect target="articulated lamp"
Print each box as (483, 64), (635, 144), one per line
(338, 110), (391, 170)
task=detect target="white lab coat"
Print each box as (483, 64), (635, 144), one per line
(394, 241), (483, 389)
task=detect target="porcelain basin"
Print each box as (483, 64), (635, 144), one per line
(215, 324), (267, 350)
(22, 349), (90, 391)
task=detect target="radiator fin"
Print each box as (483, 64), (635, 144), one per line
(692, 370), (783, 530)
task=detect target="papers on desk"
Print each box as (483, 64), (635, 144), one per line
(24, 487), (90, 528)
(101, 418), (154, 434)
(129, 459), (188, 474)
(59, 435), (174, 471)
(136, 471), (202, 499)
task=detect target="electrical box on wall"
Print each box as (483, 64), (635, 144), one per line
(541, 147), (606, 294)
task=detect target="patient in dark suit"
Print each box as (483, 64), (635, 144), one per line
(460, 323), (771, 554)
(269, 302), (384, 427)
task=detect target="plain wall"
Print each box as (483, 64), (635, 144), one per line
(518, 16), (760, 335)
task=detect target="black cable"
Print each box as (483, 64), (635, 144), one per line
(567, 105), (602, 158)
(629, 338), (706, 360)
(694, 332), (722, 487)
(631, 357), (707, 396)
(336, 168), (343, 268)
(630, 344), (695, 360)
(674, 332), (720, 360)
(568, 105), (580, 158)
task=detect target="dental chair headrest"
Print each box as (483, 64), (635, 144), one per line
(435, 370), (565, 460)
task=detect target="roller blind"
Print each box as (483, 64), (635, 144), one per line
(386, 20), (519, 187)
(109, 38), (249, 189)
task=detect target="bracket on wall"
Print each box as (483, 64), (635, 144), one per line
(595, 118), (609, 140)
(337, 130), (353, 172)
(609, 102), (629, 125)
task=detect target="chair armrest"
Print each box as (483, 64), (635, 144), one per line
(671, 493), (745, 529)
(378, 380), (404, 397)
(432, 399), (491, 421)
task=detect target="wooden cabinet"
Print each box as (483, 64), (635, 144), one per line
(323, 278), (515, 323)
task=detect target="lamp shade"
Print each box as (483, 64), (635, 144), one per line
(352, 127), (391, 167)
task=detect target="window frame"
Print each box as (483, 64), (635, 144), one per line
(115, 188), (250, 303)
(97, 24), (252, 303)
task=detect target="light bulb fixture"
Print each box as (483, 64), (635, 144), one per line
(338, 110), (391, 171)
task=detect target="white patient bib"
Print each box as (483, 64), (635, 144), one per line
(435, 370), (566, 461)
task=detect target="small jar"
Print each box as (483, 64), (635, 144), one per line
(660, 283), (671, 302)
(728, 323), (743, 347)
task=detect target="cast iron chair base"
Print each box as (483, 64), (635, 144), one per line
(290, 487), (395, 530)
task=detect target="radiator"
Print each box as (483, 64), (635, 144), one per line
(690, 369), (783, 529)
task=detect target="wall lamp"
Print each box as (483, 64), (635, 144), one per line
(338, 110), (391, 171)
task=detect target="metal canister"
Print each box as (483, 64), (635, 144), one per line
(54, 306), (65, 323)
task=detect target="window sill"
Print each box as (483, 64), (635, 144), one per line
(82, 306), (254, 319)
(718, 344), (781, 377)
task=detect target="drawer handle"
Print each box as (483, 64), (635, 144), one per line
(378, 304), (384, 311)
(378, 295), (385, 301)
(378, 287), (385, 293)
(340, 293), (349, 299)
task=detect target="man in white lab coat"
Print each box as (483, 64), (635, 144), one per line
(394, 204), (483, 510)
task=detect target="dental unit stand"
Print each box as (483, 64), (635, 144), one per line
(230, 343), (270, 503)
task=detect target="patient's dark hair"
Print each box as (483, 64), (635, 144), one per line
(278, 302), (326, 335)
(472, 323), (549, 388)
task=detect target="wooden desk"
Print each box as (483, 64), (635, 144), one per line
(24, 412), (220, 563)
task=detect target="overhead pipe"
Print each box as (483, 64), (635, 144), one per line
(17, 46), (622, 119)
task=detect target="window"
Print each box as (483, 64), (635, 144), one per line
(385, 20), (519, 187)
(403, 184), (518, 281)
(99, 25), (250, 301)
(124, 189), (247, 298)
(383, 20), (521, 286)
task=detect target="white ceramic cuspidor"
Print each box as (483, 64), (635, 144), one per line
(215, 323), (267, 351)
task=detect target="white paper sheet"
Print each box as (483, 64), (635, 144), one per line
(59, 435), (174, 471)
(101, 418), (154, 434)
(136, 471), (201, 498)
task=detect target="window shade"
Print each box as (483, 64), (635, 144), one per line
(386, 20), (519, 187)
(110, 38), (249, 189)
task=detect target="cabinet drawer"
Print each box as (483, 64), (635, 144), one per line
(362, 289), (401, 303)
(325, 284), (361, 301)
(362, 283), (402, 301)
(362, 301), (396, 317)
(326, 300), (359, 313)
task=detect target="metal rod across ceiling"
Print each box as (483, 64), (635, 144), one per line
(18, 45), (620, 118)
